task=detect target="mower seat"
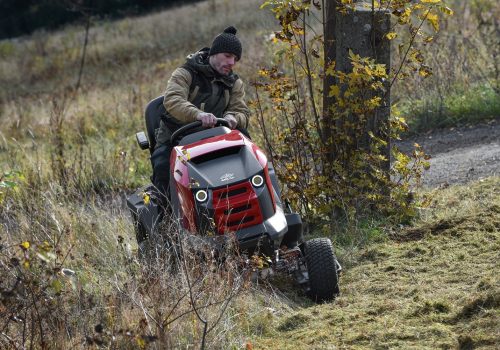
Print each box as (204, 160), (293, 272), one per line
(143, 95), (166, 155)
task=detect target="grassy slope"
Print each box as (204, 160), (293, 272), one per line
(1, 0), (499, 348)
(0, 0), (277, 192)
(252, 177), (499, 349)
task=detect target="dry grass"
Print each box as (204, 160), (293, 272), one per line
(395, 0), (500, 132)
(1, 0), (499, 348)
(253, 177), (500, 349)
(0, 182), (260, 349)
(0, 0), (276, 100)
(0, 0), (278, 195)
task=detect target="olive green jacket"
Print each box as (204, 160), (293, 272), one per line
(163, 67), (249, 127)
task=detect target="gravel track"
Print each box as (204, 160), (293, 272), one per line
(396, 119), (500, 188)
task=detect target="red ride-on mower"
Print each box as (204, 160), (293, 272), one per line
(127, 96), (341, 301)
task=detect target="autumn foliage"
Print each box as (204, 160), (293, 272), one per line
(252, 0), (452, 227)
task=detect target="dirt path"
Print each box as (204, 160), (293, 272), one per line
(395, 119), (500, 188)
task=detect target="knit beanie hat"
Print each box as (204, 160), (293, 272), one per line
(209, 26), (242, 61)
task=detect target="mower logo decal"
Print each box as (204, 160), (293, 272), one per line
(220, 173), (235, 182)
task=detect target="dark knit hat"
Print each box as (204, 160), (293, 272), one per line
(209, 26), (242, 61)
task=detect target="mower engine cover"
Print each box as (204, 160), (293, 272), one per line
(169, 127), (288, 252)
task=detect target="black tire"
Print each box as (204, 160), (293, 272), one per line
(304, 238), (340, 302)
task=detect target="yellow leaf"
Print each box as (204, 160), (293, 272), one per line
(325, 61), (336, 76)
(329, 85), (340, 98)
(421, 0), (441, 3)
(427, 12), (439, 32)
(182, 149), (191, 161)
(258, 69), (269, 77)
(385, 32), (397, 40)
(410, 49), (424, 63)
(136, 336), (146, 349)
(439, 6), (453, 16)
(398, 8), (411, 24)
(348, 49), (360, 62)
(142, 192), (150, 205)
(419, 65), (432, 77)
(373, 65), (387, 77)
(20, 241), (30, 250)
(259, 2), (271, 10)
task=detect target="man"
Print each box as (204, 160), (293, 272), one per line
(151, 26), (250, 204)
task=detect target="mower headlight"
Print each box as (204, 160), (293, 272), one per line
(251, 174), (264, 187)
(195, 190), (208, 202)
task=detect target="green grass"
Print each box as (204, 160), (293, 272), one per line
(1, 0), (499, 348)
(402, 83), (500, 134)
(251, 177), (500, 349)
(2, 169), (498, 348)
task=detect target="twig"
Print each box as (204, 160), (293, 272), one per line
(161, 274), (204, 328)
(178, 239), (208, 350)
(206, 275), (243, 334)
(112, 275), (164, 331)
(162, 297), (233, 328)
(301, 13), (322, 143)
(388, 8), (431, 92)
(253, 83), (276, 163)
(75, 13), (91, 91)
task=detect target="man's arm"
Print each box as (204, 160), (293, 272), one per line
(224, 78), (250, 129)
(163, 67), (201, 123)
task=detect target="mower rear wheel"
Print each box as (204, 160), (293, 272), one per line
(134, 217), (149, 245)
(304, 237), (340, 302)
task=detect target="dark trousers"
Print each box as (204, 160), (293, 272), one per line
(151, 142), (173, 208)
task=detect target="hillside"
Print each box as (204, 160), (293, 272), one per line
(1, 0), (499, 349)
(253, 177), (499, 349)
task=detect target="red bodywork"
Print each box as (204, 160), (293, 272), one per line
(170, 130), (275, 234)
(212, 181), (263, 234)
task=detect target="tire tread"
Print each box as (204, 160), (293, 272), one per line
(305, 237), (340, 301)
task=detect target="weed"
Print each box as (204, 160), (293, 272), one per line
(412, 300), (451, 316)
(402, 83), (500, 134)
(453, 292), (500, 321)
(277, 313), (309, 332)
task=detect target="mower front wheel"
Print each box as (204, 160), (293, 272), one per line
(304, 237), (340, 302)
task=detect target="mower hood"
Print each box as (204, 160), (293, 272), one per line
(172, 131), (266, 188)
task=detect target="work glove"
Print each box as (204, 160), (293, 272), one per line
(223, 114), (238, 129)
(197, 112), (217, 128)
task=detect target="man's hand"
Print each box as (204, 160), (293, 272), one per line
(196, 112), (217, 128)
(223, 114), (238, 129)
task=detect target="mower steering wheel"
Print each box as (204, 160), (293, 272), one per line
(170, 118), (230, 144)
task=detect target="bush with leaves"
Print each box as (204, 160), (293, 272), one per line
(252, 0), (452, 228)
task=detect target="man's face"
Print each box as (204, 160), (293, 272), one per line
(209, 53), (237, 76)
